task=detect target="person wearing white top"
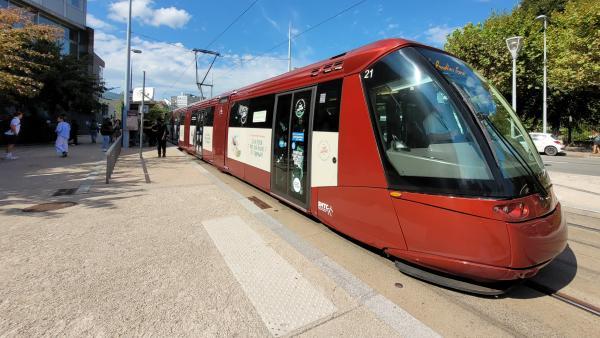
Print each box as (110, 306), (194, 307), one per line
(4, 111), (23, 160)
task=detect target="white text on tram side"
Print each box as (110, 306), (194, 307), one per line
(318, 201), (334, 216)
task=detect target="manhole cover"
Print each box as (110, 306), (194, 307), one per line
(22, 202), (78, 212)
(53, 188), (77, 196)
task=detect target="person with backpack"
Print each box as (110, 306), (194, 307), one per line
(100, 118), (113, 151)
(3, 111), (23, 160)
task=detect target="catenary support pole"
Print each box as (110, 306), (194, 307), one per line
(139, 71), (145, 158)
(122, 0), (132, 148)
(288, 22), (292, 72)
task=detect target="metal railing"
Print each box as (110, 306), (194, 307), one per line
(105, 135), (122, 184)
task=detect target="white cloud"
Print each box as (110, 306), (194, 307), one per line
(94, 30), (298, 100)
(108, 0), (191, 29)
(150, 7), (191, 28)
(424, 24), (459, 46)
(87, 14), (115, 30)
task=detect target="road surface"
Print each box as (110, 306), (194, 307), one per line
(542, 154), (600, 176)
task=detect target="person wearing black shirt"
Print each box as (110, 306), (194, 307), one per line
(155, 117), (169, 157)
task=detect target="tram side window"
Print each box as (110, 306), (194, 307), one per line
(204, 107), (215, 126)
(247, 95), (275, 128)
(229, 100), (250, 128)
(314, 79), (343, 132)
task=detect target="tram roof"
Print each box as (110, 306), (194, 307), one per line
(176, 38), (431, 110)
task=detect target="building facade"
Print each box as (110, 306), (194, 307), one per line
(171, 93), (202, 109)
(1, 0), (104, 78)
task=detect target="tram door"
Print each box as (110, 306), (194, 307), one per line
(271, 87), (315, 209)
(194, 111), (204, 156)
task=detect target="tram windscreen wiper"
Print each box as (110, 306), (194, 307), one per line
(449, 83), (548, 197)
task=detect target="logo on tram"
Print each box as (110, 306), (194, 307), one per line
(295, 99), (306, 118)
(318, 201), (333, 216)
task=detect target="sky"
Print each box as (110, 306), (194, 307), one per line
(87, 0), (520, 101)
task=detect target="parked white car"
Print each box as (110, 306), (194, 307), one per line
(529, 132), (565, 156)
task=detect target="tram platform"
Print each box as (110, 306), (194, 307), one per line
(0, 144), (436, 337)
(1, 144), (598, 336)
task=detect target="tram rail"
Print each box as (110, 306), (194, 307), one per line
(524, 281), (600, 317)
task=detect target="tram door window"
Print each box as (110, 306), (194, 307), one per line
(271, 88), (315, 208)
(190, 111), (198, 149)
(194, 110), (203, 154)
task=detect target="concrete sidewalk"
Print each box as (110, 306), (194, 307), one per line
(0, 145), (437, 337)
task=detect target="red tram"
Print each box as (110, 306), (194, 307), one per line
(176, 39), (567, 293)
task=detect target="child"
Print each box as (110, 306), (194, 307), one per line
(55, 114), (71, 157)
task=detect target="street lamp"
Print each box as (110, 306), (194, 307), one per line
(506, 36), (523, 112)
(130, 49), (142, 95)
(535, 14), (548, 133)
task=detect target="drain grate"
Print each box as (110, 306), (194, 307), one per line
(248, 196), (271, 209)
(22, 202), (78, 212)
(52, 188), (77, 196)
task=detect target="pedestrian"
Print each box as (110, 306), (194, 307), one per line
(593, 131), (600, 155)
(69, 119), (79, 145)
(3, 111), (23, 160)
(55, 114), (71, 158)
(155, 117), (169, 157)
(100, 118), (113, 151)
(89, 119), (98, 143)
(113, 119), (122, 141)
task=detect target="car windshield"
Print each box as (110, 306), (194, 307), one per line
(418, 48), (550, 191)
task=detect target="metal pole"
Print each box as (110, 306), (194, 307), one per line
(122, 0), (132, 149)
(512, 57), (517, 112)
(288, 22), (292, 72)
(139, 71), (145, 158)
(542, 18), (548, 133)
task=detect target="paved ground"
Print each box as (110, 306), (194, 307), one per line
(0, 144), (434, 337)
(543, 153), (600, 177)
(1, 144), (598, 336)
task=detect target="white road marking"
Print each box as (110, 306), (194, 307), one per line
(202, 216), (337, 337)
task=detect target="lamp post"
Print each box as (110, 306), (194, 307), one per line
(122, 0), (133, 148)
(139, 70), (145, 158)
(506, 36), (523, 113)
(535, 15), (548, 133)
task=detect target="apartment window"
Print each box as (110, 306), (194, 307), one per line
(70, 0), (81, 9)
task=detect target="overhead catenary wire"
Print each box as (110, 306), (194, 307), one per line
(242, 0), (369, 63)
(204, 0), (259, 49)
(151, 0), (370, 94)
(163, 0), (259, 94)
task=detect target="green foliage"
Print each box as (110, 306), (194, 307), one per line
(0, 8), (61, 102)
(445, 0), (600, 137)
(147, 103), (169, 122)
(0, 7), (105, 117)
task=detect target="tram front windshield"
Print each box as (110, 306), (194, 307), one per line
(363, 47), (548, 198)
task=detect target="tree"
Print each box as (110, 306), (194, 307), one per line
(147, 103), (169, 123)
(0, 8), (60, 103)
(445, 0), (600, 136)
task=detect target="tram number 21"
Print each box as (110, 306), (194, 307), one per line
(363, 69), (374, 79)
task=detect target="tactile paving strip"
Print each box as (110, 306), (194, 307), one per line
(202, 216), (337, 337)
